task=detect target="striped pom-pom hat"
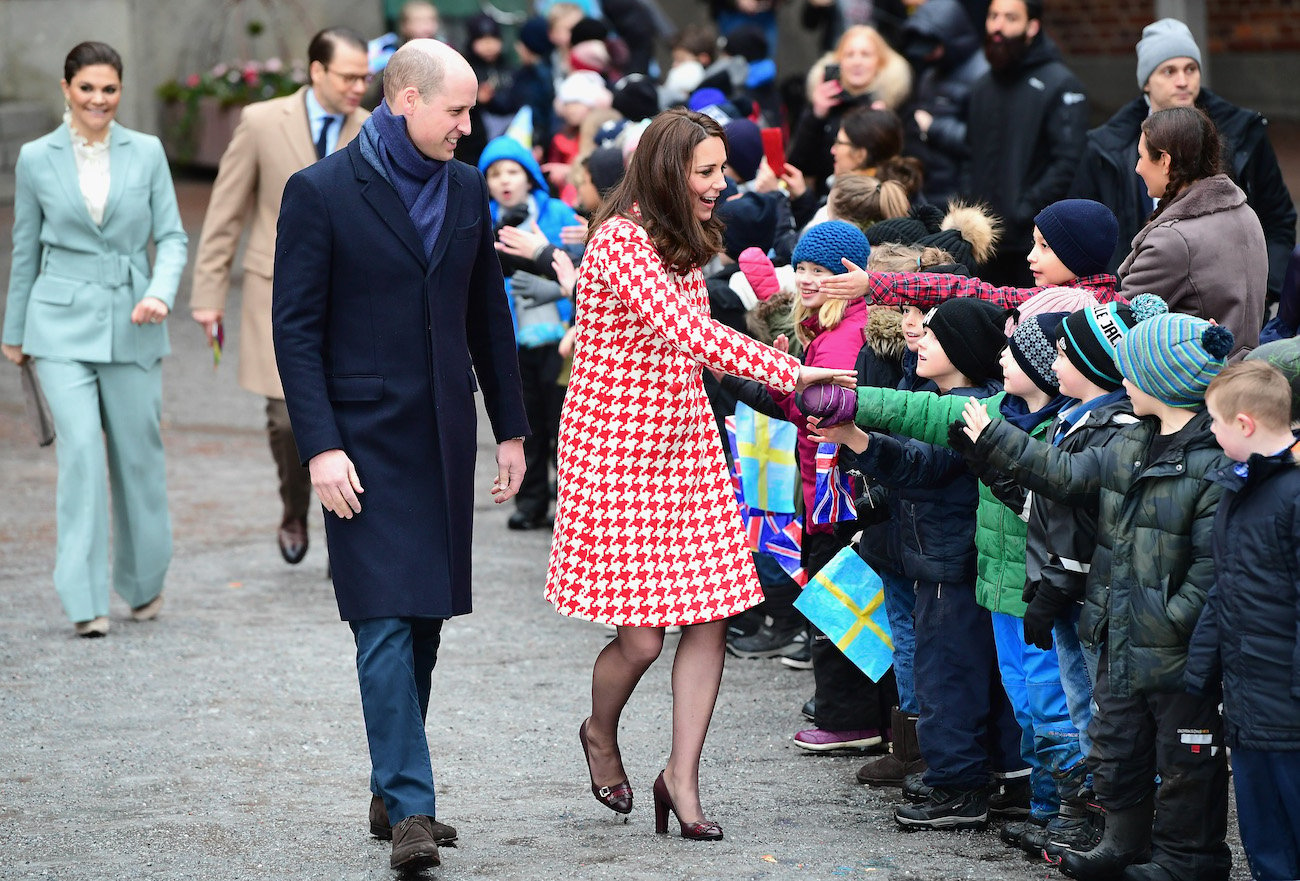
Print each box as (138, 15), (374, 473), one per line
(1113, 312), (1234, 409)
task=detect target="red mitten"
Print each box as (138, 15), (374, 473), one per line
(796, 384), (857, 425)
(739, 247), (779, 301)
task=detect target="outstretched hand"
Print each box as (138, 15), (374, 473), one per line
(795, 365), (857, 392)
(817, 260), (869, 301)
(807, 415), (870, 453)
(961, 397), (992, 443)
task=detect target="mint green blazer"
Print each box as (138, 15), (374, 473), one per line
(3, 123), (188, 367)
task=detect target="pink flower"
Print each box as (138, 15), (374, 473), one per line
(264, 57), (283, 73)
(243, 68), (259, 85)
(211, 63), (229, 77)
(186, 73), (201, 88)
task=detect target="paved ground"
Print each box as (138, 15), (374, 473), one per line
(0, 178), (1254, 880)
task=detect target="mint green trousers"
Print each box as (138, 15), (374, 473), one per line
(34, 357), (171, 623)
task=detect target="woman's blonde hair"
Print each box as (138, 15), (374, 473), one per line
(828, 173), (911, 230)
(806, 26), (911, 110)
(866, 242), (956, 273)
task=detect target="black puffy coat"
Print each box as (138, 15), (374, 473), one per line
(1070, 90), (1297, 297)
(899, 0), (988, 207)
(1185, 449), (1300, 751)
(964, 34), (1088, 258)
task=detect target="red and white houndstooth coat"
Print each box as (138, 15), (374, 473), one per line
(545, 216), (800, 627)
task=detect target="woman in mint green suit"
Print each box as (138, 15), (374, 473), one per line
(2, 42), (188, 637)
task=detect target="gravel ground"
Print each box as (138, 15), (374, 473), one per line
(0, 180), (1249, 881)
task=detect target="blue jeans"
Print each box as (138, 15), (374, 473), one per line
(1231, 748), (1300, 880)
(913, 580), (1025, 790)
(880, 569), (918, 714)
(992, 611), (1083, 820)
(1054, 611), (1097, 763)
(351, 617), (443, 825)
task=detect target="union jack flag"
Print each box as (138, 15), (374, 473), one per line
(761, 514), (806, 586)
(811, 443), (857, 525)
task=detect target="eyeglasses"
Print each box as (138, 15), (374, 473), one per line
(833, 138), (855, 148)
(325, 67), (373, 87)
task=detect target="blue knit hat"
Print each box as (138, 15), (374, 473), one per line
(1113, 313), (1234, 409)
(1033, 199), (1120, 279)
(791, 220), (870, 275)
(724, 118), (764, 182)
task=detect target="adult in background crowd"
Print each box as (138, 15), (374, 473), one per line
(787, 25), (912, 201)
(1070, 18), (1295, 298)
(965, 0), (1087, 286)
(272, 39), (528, 870)
(191, 28), (370, 568)
(1121, 106), (1267, 359)
(3, 41), (188, 636)
(363, 0), (441, 110)
(899, 0), (989, 208)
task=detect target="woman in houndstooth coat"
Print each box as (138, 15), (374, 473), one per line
(546, 108), (854, 839)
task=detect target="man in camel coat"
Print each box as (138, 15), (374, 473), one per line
(189, 27), (370, 565)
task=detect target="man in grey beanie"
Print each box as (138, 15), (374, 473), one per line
(1070, 17), (1295, 300)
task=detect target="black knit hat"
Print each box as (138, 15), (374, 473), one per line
(466, 12), (502, 41)
(612, 74), (660, 122)
(1010, 312), (1068, 394)
(518, 17), (553, 56)
(569, 17), (609, 46)
(721, 24), (769, 62)
(1058, 293), (1168, 391)
(1033, 199), (1119, 279)
(924, 298), (1006, 385)
(585, 147), (625, 196)
(919, 228), (974, 273)
(866, 216), (930, 248)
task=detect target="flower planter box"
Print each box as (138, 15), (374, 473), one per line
(161, 96), (245, 169)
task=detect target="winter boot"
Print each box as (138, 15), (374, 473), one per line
(1120, 863), (1179, 881)
(894, 786), (989, 831)
(856, 707), (926, 787)
(1000, 816), (1048, 848)
(988, 775), (1032, 818)
(1024, 791), (1098, 859)
(902, 771), (933, 802)
(1059, 794), (1154, 881)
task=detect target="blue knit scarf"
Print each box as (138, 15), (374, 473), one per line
(359, 101), (450, 258)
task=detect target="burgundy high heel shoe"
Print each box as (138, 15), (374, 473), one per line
(579, 718), (633, 814)
(652, 771), (723, 840)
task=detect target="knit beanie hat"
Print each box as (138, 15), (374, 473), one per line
(866, 216), (930, 248)
(1113, 313), (1234, 409)
(721, 24), (769, 63)
(1244, 336), (1300, 422)
(1009, 312), (1068, 394)
(1136, 18), (1202, 89)
(687, 87), (728, 112)
(724, 118), (764, 181)
(1033, 200), (1120, 279)
(918, 228), (973, 275)
(1059, 293), (1168, 391)
(585, 146), (626, 196)
(924, 298), (1006, 385)
(612, 74), (660, 122)
(1006, 285), (1101, 335)
(466, 13), (502, 42)
(569, 17), (609, 46)
(518, 17), (553, 56)
(791, 220), (871, 275)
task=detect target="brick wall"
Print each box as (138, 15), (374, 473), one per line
(1046, 1), (1300, 56)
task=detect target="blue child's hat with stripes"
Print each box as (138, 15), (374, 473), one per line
(1113, 312), (1235, 409)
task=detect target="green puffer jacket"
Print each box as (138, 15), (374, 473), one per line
(974, 409), (1227, 697)
(855, 387), (1053, 617)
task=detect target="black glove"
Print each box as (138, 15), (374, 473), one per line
(1021, 585), (1073, 651)
(948, 420), (992, 479)
(512, 272), (566, 308)
(853, 483), (892, 527)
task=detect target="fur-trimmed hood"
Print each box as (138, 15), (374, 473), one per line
(745, 288), (803, 359)
(863, 305), (907, 362)
(807, 50), (912, 112)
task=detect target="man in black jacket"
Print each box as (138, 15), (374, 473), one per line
(1071, 18), (1296, 300)
(964, 0), (1088, 286)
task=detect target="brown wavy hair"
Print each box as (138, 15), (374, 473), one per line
(839, 107), (924, 198)
(591, 108), (727, 272)
(1141, 106), (1223, 221)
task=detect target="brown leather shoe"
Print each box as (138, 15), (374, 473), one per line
(390, 815), (440, 870)
(370, 795), (457, 845)
(277, 516), (308, 565)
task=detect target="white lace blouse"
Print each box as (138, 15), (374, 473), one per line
(65, 110), (112, 226)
